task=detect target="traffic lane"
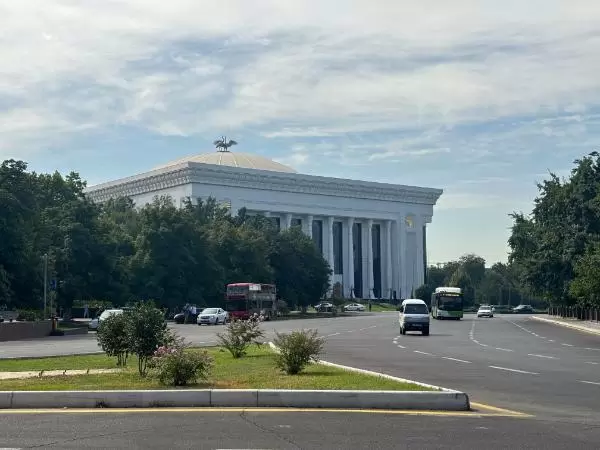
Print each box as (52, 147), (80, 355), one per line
(172, 313), (386, 344)
(511, 316), (600, 349)
(1, 410), (599, 450)
(0, 334), (101, 359)
(322, 319), (600, 421)
(0, 314), (383, 359)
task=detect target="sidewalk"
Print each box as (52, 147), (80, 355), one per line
(532, 315), (600, 336)
(0, 368), (120, 381)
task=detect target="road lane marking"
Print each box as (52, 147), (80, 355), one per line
(413, 350), (434, 356)
(585, 348), (600, 351)
(561, 343), (573, 347)
(585, 362), (598, 365)
(326, 333), (340, 337)
(489, 366), (539, 375)
(495, 348), (513, 352)
(579, 380), (600, 386)
(397, 345), (406, 349)
(0, 407), (529, 417)
(548, 340), (555, 342)
(527, 354), (557, 360)
(442, 357), (471, 364)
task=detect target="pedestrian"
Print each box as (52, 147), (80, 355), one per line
(83, 303), (89, 318)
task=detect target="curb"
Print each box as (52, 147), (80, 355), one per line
(0, 389), (470, 410)
(531, 316), (600, 336)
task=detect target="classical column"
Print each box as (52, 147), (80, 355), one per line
(385, 220), (393, 300)
(415, 217), (425, 288)
(346, 217), (355, 298)
(399, 216), (407, 299)
(305, 215), (314, 238)
(283, 213), (293, 230)
(392, 218), (402, 300)
(366, 219), (374, 299)
(327, 217), (335, 288)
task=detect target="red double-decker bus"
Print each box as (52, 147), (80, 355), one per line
(225, 283), (277, 320)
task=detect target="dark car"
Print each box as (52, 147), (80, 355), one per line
(173, 311), (199, 324)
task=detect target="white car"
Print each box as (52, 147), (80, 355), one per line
(197, 308), (229, 325)
(344, 303), (365, 312)
(477, 305), (494, 318)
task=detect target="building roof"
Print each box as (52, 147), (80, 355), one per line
(153, 150), (297, 173)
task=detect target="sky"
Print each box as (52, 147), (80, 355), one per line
(2, 1), (600, 266)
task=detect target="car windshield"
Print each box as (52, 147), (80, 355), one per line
(404, 304), (428, 314)
(202, 308), (219, 314)
(438, 296), (462, 310)
(480, 306), (491, 310)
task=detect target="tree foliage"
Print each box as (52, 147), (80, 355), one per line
(508, 152), (600, 307)
(0, 160), (331, 314)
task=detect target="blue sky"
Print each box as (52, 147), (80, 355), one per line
(2, 1), (600, 265)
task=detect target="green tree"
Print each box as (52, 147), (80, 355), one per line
(269, 228), (331, 311)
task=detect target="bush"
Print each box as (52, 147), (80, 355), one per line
(125, 302), (172, 376)
(217, 314), (265, 358)
(148, 337), (213, 386)
(17, 310), (42, 321)
(96, 313), (129, 366)
(273, 329), (325, 375)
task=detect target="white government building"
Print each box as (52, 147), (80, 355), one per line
(85, 148), (442, 300)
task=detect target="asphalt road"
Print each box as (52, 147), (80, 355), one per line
(2, 312), (600, 448)
(0, 409), (599, 449)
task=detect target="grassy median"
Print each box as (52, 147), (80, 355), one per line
(0, 345), (433, 392)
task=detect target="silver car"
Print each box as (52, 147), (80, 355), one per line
(197, 308), (229, 325)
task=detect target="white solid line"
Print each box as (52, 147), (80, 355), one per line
(397, 345), (406, 349)
(442, 357), (472, 364)
(495, 348), (513, 352)
(489, 366), (539, 375)
(585, 362), (598, 365)
(528, 354), (557, 360)
(561, 343), (574, 347)
(579, 380), (600, 386)
(413, 350), (434, 356)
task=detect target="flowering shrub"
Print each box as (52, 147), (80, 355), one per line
(273, 329), (325, 375)
(148, 339), (213, 386)
(217, 315), (265, 358)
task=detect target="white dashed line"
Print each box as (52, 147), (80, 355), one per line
(585, 362), (598, 365)
(548, 340), (555, 342)
(413, 350), (434, 356)
(479, 343), (489, 347)
(495, 348), (513, 352)
(327, 332), (340, 337)
(585, 348), (600, 351)
(489, 366), (539, 375)
(561, 343), (574, 347)
(442, 357), (471, 364)
(397, 345), (406, 349)
(528, 353), (558, 360)
(579, 380), (600, 386)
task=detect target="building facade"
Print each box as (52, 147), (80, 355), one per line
(85, 150), (443, 300)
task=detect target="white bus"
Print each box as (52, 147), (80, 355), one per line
(431, 287), (464, 320)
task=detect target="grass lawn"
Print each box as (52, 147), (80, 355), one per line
(0, 345), (433, 392)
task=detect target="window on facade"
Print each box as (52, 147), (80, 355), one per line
(405, 216), (414, 228)
(291, 218), (302, 228)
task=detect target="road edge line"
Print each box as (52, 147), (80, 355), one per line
(531, 316), (600, 336)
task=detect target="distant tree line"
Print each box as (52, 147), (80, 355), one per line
(0, 159), (331, 314)
(416, 254), (534, 308)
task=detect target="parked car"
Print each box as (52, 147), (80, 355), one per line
(314, 302), (334, 312)
(344, 303), (366, 312)
(197, 308), (229, 325)
(512, 305), (533, 313)
(477, 305), (494, 318)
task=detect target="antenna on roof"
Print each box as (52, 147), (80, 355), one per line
(213, 136), (238, 153)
